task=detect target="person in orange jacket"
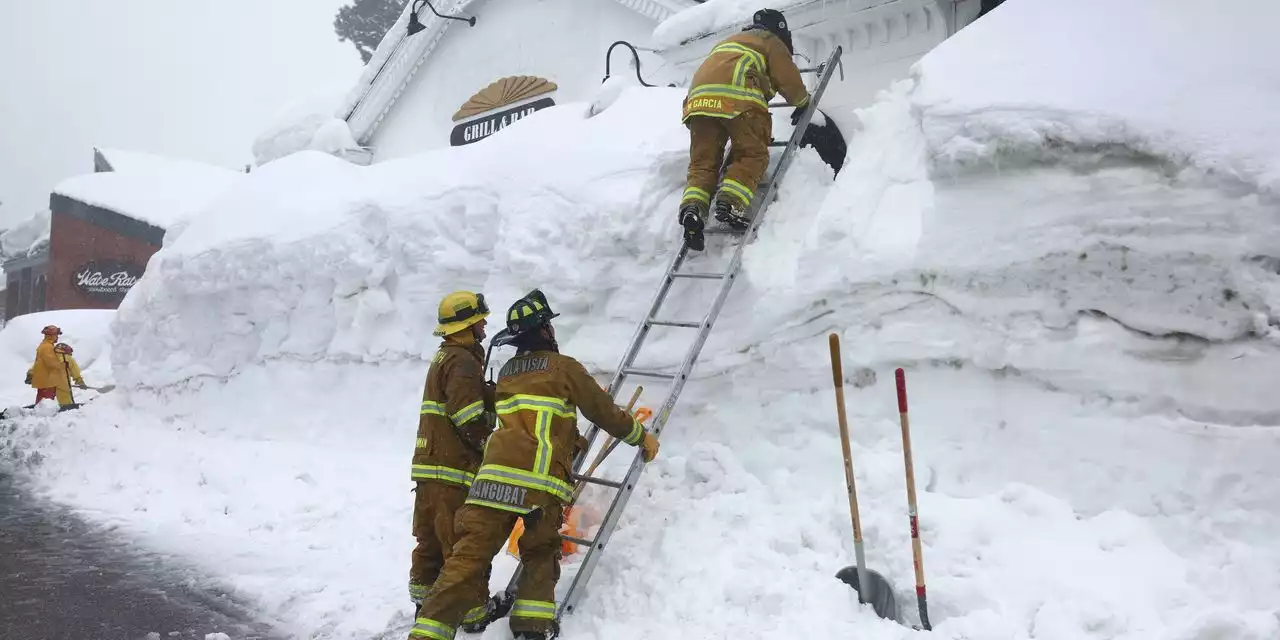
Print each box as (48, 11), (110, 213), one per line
(27, 325), (65, 405)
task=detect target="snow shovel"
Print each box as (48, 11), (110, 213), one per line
(829, 333), (898, 620)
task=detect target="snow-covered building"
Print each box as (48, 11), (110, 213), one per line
(3, 148), (242, 320)
(261, 0), (999, 166)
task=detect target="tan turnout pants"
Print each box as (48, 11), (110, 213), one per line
(681, 110), (772, 213)
(409, 481), (472, 603)
(411, 501), (564, 639)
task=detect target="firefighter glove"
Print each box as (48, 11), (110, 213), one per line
(790, 105), (805, 126)
(640, 431), (660, 463)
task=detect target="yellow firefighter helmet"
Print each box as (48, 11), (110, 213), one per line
(433, 291), (490, 337)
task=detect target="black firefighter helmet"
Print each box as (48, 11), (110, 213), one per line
(505, 288), (560, 338)
(749, 8), (794, 55)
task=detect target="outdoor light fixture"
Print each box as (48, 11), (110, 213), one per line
(407, 0), (477, 35)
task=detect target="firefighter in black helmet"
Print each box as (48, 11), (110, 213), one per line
(677, 7), (811, 251)
(411, 290), (659, 640)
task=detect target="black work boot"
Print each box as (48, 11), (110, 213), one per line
(512, 619), (560, 640)
(714, 198), (751, 230)
(679, 203), (707, 251)
(459, 591), (515, 633)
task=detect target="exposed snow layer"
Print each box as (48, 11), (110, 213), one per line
(652, 0), (796, 49)
(6, 4), (1280, 639)
(0, 209), (51, 262)
(52, 153), (243, 233)
(915, 0), (1280, 196)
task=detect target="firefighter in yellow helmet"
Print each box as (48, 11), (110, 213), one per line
(410, 289), (660, 640)
(408, 291), (499, 626)
(678, 8), (811, 251)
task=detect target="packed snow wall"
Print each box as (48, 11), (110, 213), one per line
(3, 1), (1280, 639)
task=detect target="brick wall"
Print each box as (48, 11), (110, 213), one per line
(47, 195), (164, 311)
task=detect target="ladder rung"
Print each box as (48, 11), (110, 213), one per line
(768, 141), (788, 147)
(648, 318), (701, 328)
(767, 101), (788, 108)
(561, 533), (596, 547)
(573, 474), (623, 489)
(622, 368), (676, 380)
(704, 227), (745, 236)
(671, 271), (725, 279)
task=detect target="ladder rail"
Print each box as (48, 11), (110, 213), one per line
(555, 45), (845, 619)
(570, 243), (691, 474)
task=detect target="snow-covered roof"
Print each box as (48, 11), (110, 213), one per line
(338, 0), (698, 145)
(53, 150), (243, 231)
(0, 210), (51, 265)
(652, 0), (798, 49)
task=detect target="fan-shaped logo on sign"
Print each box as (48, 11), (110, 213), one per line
(450, 76), (558, 146)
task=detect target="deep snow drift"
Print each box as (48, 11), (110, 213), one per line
(4, 1), (1280, 639)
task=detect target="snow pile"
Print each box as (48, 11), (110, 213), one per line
(652, 0), (796, 49)
(915, 0), (1280, 195)
(5, 2), (1280, 640)
(0, 209), (51, 262)
(111, 88), (694, 390)
(53, 152), (243, 235)
(251, 89), (358, 166)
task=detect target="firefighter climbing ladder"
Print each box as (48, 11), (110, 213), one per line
(547, 44), (847, 622)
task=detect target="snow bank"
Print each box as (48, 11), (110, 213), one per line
(53, 153), (243, 234)
(652, 0), (796, 49)
(111, 87), (694, 390)
(915, 0), (1280, 195)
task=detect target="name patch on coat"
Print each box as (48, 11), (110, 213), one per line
(499, 356), (549, 378)
(468, 479), (528, 507)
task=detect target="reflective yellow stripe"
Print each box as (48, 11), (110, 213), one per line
(711, 42), (767, 77)
(532, 411), (553, 476)
(416, 437), (428, 449)
(496, 394), (575, 417)
(511, 599), (557, 620)
(411, 464), (476, 487)
(410, 618), (455, 640)
(450, 399), (485, 425)
(464, 497), (532, 514)
(720, 178), (754, 206)
(474, 464), (573, 502)
(623, 418), (645, 446)
(421, 401), (446, 416)
(462, 605), (487, 624)
(687, 84), (768, 110)
(683, 186), (710, 205)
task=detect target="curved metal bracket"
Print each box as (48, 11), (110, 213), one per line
(408, 0), (476, 35)
(601, 40), (655, 87)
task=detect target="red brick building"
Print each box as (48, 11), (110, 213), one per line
(4, 148), (241, 321)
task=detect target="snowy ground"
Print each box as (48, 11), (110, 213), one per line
(4, 1), (1280, 639)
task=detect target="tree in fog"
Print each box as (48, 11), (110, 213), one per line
(334, 0), (408, 63)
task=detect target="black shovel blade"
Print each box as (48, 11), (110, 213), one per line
(836, 565), (898, 621)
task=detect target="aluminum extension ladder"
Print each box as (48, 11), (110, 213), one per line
(501, 44), (846, 627)
(558, 43), (847, 620)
